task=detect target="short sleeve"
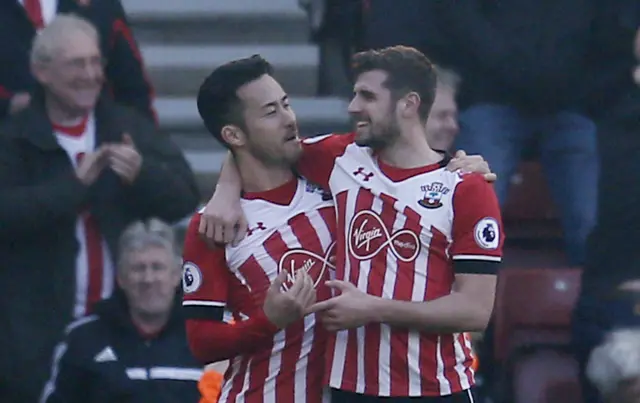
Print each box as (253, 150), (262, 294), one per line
(450, 174), (504, 274)
(182, 213), (230, 321)
(296, 132), (355, 189)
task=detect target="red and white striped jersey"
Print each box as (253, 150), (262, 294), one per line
(182, 178), (336, 403)
(297, 133), (504, 397)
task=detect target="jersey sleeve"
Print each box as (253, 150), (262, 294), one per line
(296, 132), (355, 189)
(182, 213), (230, 321)
(450, 174), (504, 275)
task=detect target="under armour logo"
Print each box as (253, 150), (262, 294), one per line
(247, 222), (266, 236)
(353, 167), (374, 181)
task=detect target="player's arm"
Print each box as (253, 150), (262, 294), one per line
(182, 214), (280, 364)
(372, 175), (503, 333)
(200, 133), (354, 244)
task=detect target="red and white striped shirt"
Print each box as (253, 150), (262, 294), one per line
(54, 114), (114, 318)
(297, 133), (504, 397)
(182, 178), (336, 403)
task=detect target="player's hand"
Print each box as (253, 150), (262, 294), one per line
(263, 269), (317, 329)
(307, 280), (378, 331)
(199, 185), (247, 247)
(75, 147), (110, 185)
(446, 150), (497, 183)
(8, 92), (31, 115)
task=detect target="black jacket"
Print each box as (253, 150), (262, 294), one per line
(41, 290), (203, 403)
(0, 0), (156, 121)
(0, 94), (199, 403)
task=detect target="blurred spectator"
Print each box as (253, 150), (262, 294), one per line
(363, 0), (599, 266)
(587, 328), (640, 403)
(425, 67), (460, 152)
(0, 14), (199, 403)
(40, 218), (203, 403)
(299, 0), (364, 96)
(0, 0), (156, 121)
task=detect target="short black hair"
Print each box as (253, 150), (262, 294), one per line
(351, 46), (437, 122)
(197, 55), (274, 147)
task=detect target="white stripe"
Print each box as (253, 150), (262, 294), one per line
(39, 342), (68, 403)
(467, 388), (475, 403)
(74, 218), (89, 318)
(149, 367), (203, 381)
(453, 334), (472, 390)
(329, 189), (357, 389)
(354, 196), (381, 394)
(377, 197), (396, 396)
(294, 314), (315, 402)
(219, 356), (242, 403)
(302, 133), (333, 144)
(126, 368), (148, 380)
(452, 255), (501, 262)
(101, 238), (115, 300)
(65, 315), (99, 334)
(463, 334), (476, 385)
(435, 336), (452, 394)
(182, 300), (226, 307)
(237, 357), (253, 403)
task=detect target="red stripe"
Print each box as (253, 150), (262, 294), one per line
(227, 356), (250, 402)
(245, 350), (272, 403)
(83, 213), (103, 313)
(288, 212), (331, 403)
(24, 0), (44, 29)
(363, 192), (397, 395)
(0, 85), (12, 99)
(344, 188), (375, 390)
(458, 333), (475, 386)
(262, 230), (301, 403)
(441, 334), (462, 392)
(110, 19), (158, 124)
(421, 227), (452, 395)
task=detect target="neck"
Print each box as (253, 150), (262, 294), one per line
(130, 310), (170, 336)
(236, 153), (295, 193)
(378, 123), (442, 168)
(45, 96), (88, 127)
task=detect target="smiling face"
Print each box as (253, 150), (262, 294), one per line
(32, 29), (104, 116)
(348, 69), (402, 150)
(231, 74), (302, 167)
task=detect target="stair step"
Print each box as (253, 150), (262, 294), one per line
(123, 0), (305, 19)
(142, 44), (318, 97)
(156, 96), (350, 133)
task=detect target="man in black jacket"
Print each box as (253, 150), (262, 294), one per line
(0, 14), (199, 403)
(0, 0), (156, 121)
(40, 219), (203, 403)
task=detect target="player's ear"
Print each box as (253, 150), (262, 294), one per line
(399, 92), (421, 119)
(221, 125), (247, 148)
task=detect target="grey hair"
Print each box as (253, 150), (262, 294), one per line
(435, 67), (461, 93)
(30, 13), (99, 65)
(587, 328), (640, 398)
(117, 218), (179, 270)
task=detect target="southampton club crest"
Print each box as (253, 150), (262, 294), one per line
(418, 182), (450, 209)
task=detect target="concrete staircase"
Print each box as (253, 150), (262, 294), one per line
(123, 0), (350, 197)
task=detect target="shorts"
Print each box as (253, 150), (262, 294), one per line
(330, 388), (478, 403)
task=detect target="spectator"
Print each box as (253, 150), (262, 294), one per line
(425, 67), (460, 152)
(0, 0), (156, 121)
(0, 14), (199, 403)
(40, 218), (203, 403)
(363, 0), (599, 266)
(587, 328), (640, 403)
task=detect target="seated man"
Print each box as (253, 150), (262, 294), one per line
(40, 219), (203, 403)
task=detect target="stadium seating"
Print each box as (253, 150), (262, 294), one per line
(492, 267), (583, 403)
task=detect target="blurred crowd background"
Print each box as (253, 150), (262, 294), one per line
(1, 0), (639, 402)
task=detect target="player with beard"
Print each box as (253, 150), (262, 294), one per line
(201, 46), (502, 403)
